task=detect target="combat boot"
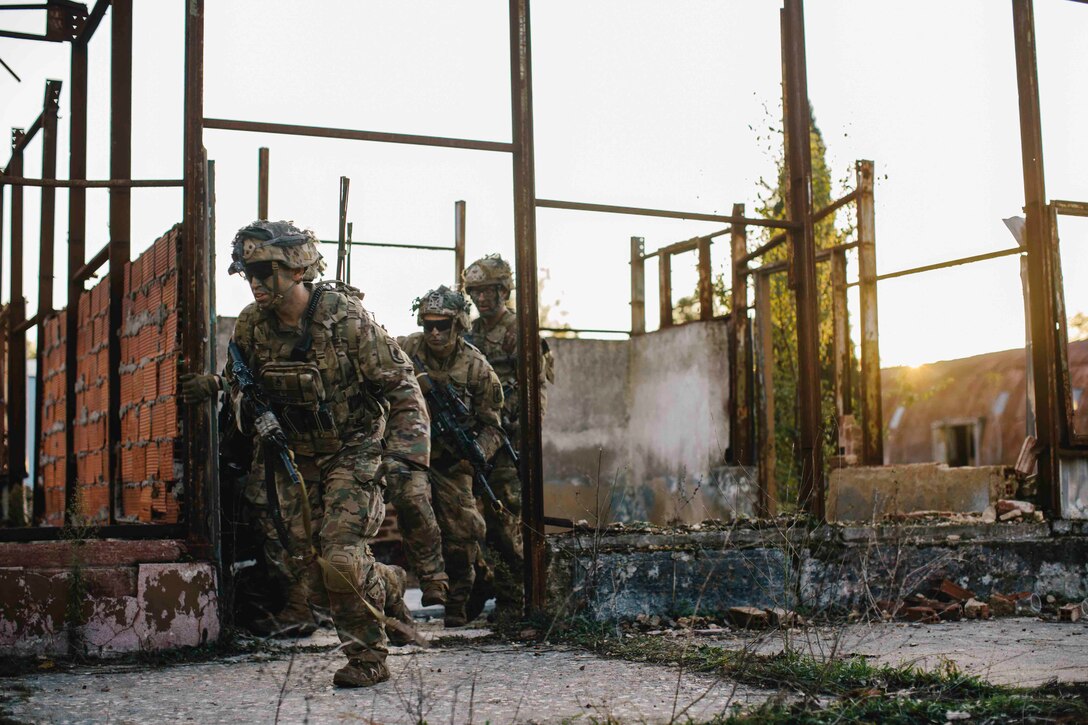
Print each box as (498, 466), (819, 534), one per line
(420, 575), (448, 607)
(244, 592), (318, 638)
(383, 565), (417, 646)
(444, 598), (469, 628)
(464, 559), (495, 624)
(333, 659), (390, 688)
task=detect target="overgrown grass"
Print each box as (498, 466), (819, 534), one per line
(546, 618), (1088, 724)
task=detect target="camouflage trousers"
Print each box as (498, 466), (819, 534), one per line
(384, 468), (446, 587)
(246, 439), (391, 664)
(479, 449), (524, 614)
(430, 450), (486, 618)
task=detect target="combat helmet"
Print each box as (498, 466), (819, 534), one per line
(462, 254), (513, 292)
(413, 285), (472, 330)
(228, 220), (326, 281)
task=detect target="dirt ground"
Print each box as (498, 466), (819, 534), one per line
(2, 610), (1085, 724)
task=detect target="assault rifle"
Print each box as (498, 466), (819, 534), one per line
(411, 356), (512, 511)
(227, 340), (304, 553)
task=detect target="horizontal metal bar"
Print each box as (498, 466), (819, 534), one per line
(542, 515), (574, 528)
(12, 312), (40, 334)
(0, 176), (183, 188)
(540, 327), (631, 335)
(0, 4), (51, 10)
(749, 241), (859, 277)
(0, 523), (188, 542)
(814, 189), (858, 224)
(536, 198), (797, 229)
(204, 118), (515, 154)
(318, 239), (456, 252)
(1051, 199), (1088, 218)
(0, 29), (53, 42)
(868, 246), (1022, 284)
(73, 242), (110, 282)
(739, 233), (786, 266)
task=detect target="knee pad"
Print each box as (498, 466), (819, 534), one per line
(323, 546), (363, 594)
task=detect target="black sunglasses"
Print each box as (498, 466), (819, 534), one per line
(243, 261), (277, 281)
(422, 319), (453, 333)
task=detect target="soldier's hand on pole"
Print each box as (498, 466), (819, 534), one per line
(179, 373), (221, 404)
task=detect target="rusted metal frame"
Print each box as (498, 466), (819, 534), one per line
(0, 29), (53, 42)
(72, 242), (108, 283)
(0, 56), (20, 83)
(738, 233), (786, 267)
(782, 0), (823, 519)
(738, 190), (858, 267)
(509, 0), (546, 614)
(747, 241), (858, 276)
(64, 33), (88, 520)
(536, 198), (797, 229)
(658, 249), (673, 329)
(7, 131), (27, 525)
(753, 270), (776, 517)
(203, 118), (514, 154)
(336, 176), (349, 282)
(76, 0), (109, 45)
(318, 239), (456, 252)
(0, 3), (50, 9)
(454, 200), (466, 286)
(3, 115), (42, 167)
(106, 0), (132, 526)
(12, 312), (42, 335)
(830, 249), (849, 431)
(183, 0), (215, 557)
(0, 523), (187, 543)
(630, 236), (645, 334)
(0, 177), (183, 188)
(257, 147), (269, 218)
(697, 235), (712, 321)
(1013, 0), (1062, 514)
(730, 204), (753, 465)
(849, 246), (1022, 285)
(1050, 199), (1088, 217)
(30, 80), (60, 524)
(1047, 204), (1088, 449)
(344, 223), (353, 282)
(540, 326), (630, 335)
(856, 160), (882, 466)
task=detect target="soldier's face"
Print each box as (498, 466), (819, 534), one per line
(245, 262), (298, 309)
(469, 285), (506, 318)
(422, 314), (456, 355)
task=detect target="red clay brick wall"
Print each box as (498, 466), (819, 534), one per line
(38, 312), (66, 525)
(38, 225), (183, 526)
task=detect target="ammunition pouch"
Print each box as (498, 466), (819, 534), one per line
(259, 361), (341, 455)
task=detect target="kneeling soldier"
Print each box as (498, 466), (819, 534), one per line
(398, 286), (505, 627)
(224, 220), (429, 687)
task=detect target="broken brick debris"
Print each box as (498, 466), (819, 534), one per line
(1058, 604), (1081, 623)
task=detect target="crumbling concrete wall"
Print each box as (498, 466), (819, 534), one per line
(0, 540), (219, 657)
(827, 463), (1018, 521)
(546, 521), (1088, 621)
(543, 321), (756, 526)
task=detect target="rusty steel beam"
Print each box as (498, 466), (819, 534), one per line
(183, 0), (216, 558)
(72, 242), (108, 283)
(864, 247), (1021, 284)
(64, 34), (88, 519)
(336, 176), (349, 282)
(782, 0), (823, 519)
(454, 200), (466, 286)
(0, 176), (182, 188)
(856, 160), (883, 466)
(738, 190), (858, 267)
(509, 0), (545, 615)
(1013, 0), (1062, 513)
(697, 235), (712, 321)
(830, 249), (849, 425)
(754, 271), (776, 517)
(540, 326), (630, 335)
(31, 80), (60, 524)
(3, 116), (42, 170)
(658, 250), (673, 329)
(204, 117), (514, 154)
(318, 239), (455, 252)
(7, 130), (27, 525)
(257, 146), (269, 218)
(730, 203), (753, 465)
(77, 0), (109, 45)
(536, 198), (797, 229)
(630, 236), (645, 334)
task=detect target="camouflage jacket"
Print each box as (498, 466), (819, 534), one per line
(227, 281), (430, 466)
(466, 307), (553, 432)
(397, 333), (505, 462)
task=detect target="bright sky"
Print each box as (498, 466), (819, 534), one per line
(1, 1), (1086, 368)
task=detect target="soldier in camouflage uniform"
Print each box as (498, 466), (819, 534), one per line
(221, 220), (430, 687)
(397, 286), (506, 627)
(462, 254), (554, 620)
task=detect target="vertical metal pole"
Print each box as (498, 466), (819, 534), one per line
(184, 0), (216, 557)
(754, 271), (776, 517)
(630, 236), (645, 335)
(730, 206), (752, 465)
(454, 200), (466, 286)
(7, 131), (26, 525)
(658, 252), (673, 329)
(697, 237), (712, 321)
(1019, 255), (1035, 437)
(65, 39), (88, 520)
(782, 0), (823, 518)
(336, 176), (350, 282)
(856, 160), (883, 465)
(509, 0), (545, 614)
(830, 249), (849, 424)
(345, 222), (353, 284)
(1012, 0), (1059, 514)
(32, 80), (61, 524)
(257, 146), (269, 219)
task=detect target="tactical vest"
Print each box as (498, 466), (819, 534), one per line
(248, 282), (385, 456)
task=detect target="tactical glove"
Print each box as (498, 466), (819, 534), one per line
(178, 373), (221, 403)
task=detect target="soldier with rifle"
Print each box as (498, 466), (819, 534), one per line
(190, 220), (429, 688)
(397, 286), (508, 627)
